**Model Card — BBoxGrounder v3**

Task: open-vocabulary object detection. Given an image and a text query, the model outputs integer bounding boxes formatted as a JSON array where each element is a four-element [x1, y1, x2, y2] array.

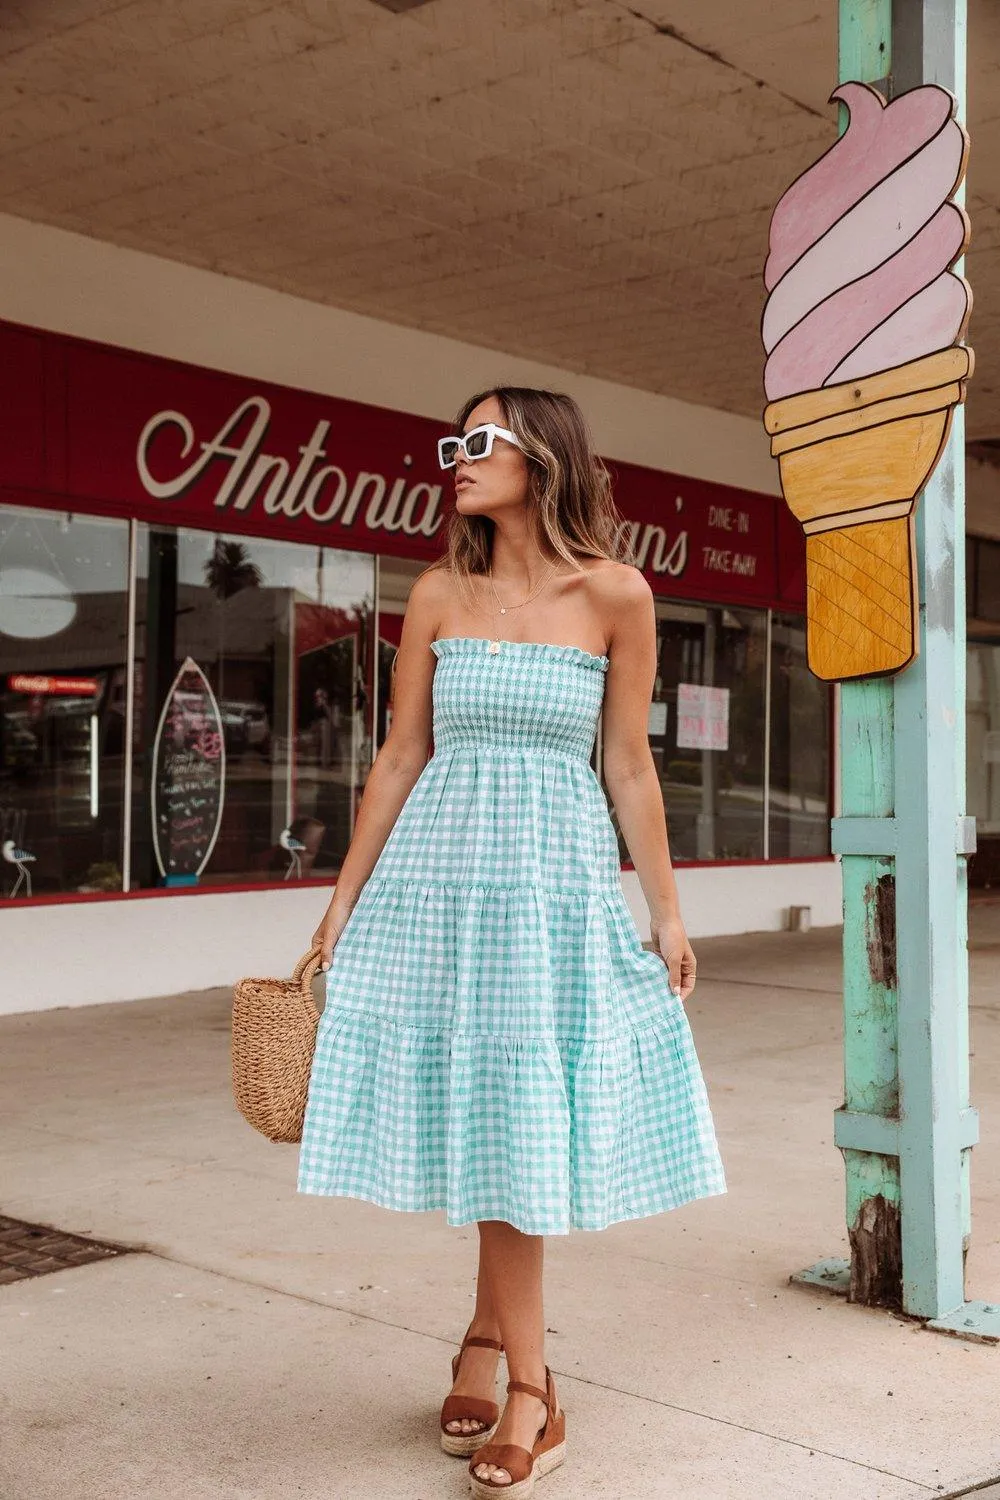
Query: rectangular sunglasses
[[437, 422, 523, 470]]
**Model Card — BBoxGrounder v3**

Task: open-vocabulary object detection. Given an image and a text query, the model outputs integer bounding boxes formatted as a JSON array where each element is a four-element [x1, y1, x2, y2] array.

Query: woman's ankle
[[466, 1317, 502, 1341]]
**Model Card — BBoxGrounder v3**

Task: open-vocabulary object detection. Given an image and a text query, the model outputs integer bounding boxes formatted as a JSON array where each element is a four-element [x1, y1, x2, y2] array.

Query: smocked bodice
[[367, 634, 615, 890], [429, 636, 608, 762]]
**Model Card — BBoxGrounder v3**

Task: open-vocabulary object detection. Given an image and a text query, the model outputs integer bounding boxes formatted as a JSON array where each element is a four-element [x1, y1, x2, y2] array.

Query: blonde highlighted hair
[[425, 387, 634, 608]]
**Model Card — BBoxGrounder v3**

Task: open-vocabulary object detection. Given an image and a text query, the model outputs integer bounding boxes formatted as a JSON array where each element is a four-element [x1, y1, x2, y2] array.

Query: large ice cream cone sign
[[761, 82, 973, 683]]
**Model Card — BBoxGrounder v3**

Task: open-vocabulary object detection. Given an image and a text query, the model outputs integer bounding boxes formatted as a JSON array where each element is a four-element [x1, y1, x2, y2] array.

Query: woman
[[298, 387, 727, 1496]]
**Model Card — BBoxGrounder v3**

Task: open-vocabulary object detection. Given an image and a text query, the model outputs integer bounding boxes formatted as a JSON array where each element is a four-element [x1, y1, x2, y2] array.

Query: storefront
[[0, 318, 835, 1003]]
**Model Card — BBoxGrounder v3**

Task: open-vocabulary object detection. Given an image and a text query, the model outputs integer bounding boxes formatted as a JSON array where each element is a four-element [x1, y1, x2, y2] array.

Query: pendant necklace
[[486, 559, 559, 654]]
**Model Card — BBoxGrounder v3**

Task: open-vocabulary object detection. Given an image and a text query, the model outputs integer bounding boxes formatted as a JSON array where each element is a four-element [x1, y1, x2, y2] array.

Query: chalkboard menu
[[151, 657, 225, 882]]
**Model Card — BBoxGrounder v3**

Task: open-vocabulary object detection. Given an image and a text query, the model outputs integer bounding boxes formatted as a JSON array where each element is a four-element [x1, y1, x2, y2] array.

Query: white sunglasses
[[437, 422, 523, 470]]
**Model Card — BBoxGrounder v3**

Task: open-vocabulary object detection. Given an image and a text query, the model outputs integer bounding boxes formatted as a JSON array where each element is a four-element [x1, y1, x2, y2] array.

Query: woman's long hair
[[425, 387, 635, 610]]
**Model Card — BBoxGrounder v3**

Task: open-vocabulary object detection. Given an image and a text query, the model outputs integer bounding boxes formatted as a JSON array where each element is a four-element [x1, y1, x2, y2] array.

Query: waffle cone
[[805, 517, 917, 681]]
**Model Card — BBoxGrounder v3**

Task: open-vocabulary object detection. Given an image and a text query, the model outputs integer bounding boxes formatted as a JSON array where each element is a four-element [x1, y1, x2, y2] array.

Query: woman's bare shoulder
[[407, 562, 453, 612], [583, 559, 652, 611]]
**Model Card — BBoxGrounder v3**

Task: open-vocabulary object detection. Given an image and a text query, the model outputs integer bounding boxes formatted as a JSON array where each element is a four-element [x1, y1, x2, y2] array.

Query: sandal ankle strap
[[463, 1335, 503, 1352], [506, 1376, 548, 1404]]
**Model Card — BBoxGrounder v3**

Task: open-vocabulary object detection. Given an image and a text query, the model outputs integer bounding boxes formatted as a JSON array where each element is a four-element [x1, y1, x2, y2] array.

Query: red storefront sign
[[0, 320, 804, 610], [6, 674, 99, 696]]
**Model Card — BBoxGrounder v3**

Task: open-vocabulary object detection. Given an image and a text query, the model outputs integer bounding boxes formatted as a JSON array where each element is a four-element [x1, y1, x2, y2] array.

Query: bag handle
[[291, 946, 324, 990]]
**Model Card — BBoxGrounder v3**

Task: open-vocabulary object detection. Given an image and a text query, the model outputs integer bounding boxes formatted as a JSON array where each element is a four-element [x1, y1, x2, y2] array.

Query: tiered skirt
[[297, 863, 727, 1235]]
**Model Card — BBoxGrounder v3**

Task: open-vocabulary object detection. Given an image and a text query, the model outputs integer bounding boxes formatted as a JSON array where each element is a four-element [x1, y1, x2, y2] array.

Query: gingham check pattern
[[297, 636, 727, 1234]]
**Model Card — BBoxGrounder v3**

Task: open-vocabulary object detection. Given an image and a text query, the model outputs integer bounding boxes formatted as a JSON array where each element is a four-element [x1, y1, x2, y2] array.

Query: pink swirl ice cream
[[762, 82, 970, 401]]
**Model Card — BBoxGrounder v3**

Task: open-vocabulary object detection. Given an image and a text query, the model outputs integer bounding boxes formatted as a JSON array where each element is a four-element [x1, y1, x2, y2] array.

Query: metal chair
[[2, 830, 36, 898], [279, 826, 307, 881]]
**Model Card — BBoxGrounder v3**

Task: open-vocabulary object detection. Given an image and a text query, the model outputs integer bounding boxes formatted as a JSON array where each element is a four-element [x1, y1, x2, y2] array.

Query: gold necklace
[[486, 559, 560, 654]]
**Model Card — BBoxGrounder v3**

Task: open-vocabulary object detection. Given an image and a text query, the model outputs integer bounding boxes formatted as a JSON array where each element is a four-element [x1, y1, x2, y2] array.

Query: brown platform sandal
[[439, 1327, 505, 1456], [467, 1366, 566, 1498]]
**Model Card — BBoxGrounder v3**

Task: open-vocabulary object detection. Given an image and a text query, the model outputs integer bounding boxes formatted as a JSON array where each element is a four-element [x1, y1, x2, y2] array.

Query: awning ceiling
[[0, 0, 996, 437]]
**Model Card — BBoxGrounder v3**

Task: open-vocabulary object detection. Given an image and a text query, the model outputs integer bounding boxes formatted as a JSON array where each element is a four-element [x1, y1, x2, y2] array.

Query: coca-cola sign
[[0, 321, 804, 609], [7, 674, 99, 697]]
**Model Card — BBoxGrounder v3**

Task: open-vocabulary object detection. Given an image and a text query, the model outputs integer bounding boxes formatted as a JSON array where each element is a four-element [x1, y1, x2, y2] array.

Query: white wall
[[2, 888, 320, 1015], [0, 213, 826, 1014], [623, 864, 842, 941], [0, 864, 843, 1016]]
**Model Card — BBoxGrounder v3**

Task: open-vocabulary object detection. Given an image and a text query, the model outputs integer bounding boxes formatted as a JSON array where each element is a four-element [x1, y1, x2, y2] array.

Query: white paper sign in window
[[676, 683, 730, 752]]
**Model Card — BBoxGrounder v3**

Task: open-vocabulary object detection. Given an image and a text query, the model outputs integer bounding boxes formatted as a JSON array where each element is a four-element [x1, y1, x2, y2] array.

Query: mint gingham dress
[[297, 636, 727, 1234]]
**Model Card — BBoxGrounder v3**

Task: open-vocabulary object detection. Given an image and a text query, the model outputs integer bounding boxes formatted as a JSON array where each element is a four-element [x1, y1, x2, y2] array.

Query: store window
[[620, 602, 769, 862], [0, 507, 130, 897], [769, 614, 832, 858], [0, 505, 832, 897], [375, 555, 423, 749], [0, 510, 376, 897], [130, 527, 375, 888], [968, 640, 1000, 887], [604, 600, 830, 865], [968, 536, 1000, 624]]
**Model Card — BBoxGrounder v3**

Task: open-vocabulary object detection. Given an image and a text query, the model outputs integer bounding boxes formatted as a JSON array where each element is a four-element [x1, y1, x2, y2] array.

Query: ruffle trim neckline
[[431, 636, 609, 671]]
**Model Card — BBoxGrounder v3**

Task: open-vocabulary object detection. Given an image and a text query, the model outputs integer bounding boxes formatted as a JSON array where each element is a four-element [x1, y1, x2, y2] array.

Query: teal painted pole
[[795, 0, 999, 1338], [835, 0, 902, 1310], [891, 0, 973, 1321]]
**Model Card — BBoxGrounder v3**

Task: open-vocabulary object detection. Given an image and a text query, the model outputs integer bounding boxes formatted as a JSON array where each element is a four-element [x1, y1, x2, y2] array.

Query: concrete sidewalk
[[2, 915, 1000, 1500]]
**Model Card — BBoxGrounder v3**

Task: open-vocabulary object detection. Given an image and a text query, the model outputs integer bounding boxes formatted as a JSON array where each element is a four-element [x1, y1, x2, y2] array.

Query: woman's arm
[[311, 567, 444, 969], [599, 567, 697, 1001]]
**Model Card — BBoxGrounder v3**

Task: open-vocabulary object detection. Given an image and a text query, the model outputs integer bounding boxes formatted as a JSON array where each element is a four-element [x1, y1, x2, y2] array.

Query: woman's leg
[[444, 1224, 503, 1437], [472, 1219, 556, 1487]]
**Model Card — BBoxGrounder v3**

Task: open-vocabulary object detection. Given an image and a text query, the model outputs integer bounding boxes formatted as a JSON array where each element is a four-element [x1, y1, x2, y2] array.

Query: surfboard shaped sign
[[151, 657, 226, 881]]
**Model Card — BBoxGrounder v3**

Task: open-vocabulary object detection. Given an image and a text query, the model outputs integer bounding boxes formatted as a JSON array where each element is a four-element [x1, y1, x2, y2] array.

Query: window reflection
[[375, 555, 423, 751], [0, 508, 129, 896], [769, 614, 831, 858], [0, 508, 834, 895], [968, 640, 1000, 888], [131, 527, 375, 888], [605, 602, 830, 865], [610, 603, 768, 862]]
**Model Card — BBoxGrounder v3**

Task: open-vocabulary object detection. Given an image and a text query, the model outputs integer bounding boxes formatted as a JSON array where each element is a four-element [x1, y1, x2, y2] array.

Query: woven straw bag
[[231, 946, 322, 1144]]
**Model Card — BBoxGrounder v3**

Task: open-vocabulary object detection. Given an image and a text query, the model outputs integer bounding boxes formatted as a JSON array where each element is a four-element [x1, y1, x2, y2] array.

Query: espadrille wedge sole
[[440, 1329, 504, 1457], [468, 1368, 566, 1499], [442, 1416, 501, 1459], [469, 1435, 567, 1499]]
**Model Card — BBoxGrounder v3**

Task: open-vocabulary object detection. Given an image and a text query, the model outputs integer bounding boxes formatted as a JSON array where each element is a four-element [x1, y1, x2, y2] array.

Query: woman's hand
[[651, 915, 697, 1001], [312, 898, 354, 972]]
